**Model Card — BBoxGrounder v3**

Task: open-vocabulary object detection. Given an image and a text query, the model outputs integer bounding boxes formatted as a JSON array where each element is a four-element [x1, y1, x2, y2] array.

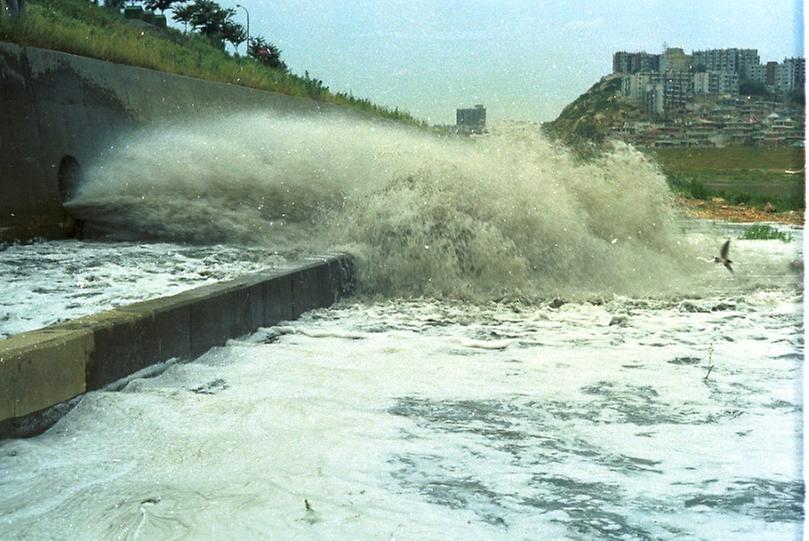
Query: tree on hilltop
[[248, 36, 287, 71], [189, 0, 231, 39], [222, 19, 247, 51], [144, 0, 180, 14], [171, 2, 193, 31], [172, 0, 238, 46], [104, 0, 125, 12]]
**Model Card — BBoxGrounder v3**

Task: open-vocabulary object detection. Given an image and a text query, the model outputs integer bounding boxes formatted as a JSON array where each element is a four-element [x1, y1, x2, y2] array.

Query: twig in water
[[703, 344, 715, 381]]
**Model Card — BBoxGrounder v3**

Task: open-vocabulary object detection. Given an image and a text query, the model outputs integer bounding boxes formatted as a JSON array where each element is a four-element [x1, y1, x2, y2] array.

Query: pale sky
[[203, 1, 804, 124]]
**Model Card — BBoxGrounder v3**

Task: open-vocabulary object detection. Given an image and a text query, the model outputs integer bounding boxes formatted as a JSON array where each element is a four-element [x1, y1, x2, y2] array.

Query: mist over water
[[72, 113, 702, 299]]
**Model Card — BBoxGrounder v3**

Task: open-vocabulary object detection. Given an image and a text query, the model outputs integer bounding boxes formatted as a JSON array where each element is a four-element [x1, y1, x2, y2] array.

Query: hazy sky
[[208, 1, 804, 124]]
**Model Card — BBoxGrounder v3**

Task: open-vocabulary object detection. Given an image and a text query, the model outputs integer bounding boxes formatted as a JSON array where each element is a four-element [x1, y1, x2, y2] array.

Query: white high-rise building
[[623, 73, 661, 100], [746, 64, 767, 84], [693, 71, 740, 95], [692, 48, 760, 79]]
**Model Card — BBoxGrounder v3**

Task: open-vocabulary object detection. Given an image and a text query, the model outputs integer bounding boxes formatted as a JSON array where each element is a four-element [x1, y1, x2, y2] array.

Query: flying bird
[[698, 239, 733, 273]]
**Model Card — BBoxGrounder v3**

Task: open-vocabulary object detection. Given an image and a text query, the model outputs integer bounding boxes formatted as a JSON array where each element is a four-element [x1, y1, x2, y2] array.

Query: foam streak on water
[[0, 231, 802, 540]]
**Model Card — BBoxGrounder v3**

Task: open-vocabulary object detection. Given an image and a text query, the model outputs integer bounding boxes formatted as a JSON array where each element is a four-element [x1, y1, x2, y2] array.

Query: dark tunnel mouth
[[57, 155, 81, 205]]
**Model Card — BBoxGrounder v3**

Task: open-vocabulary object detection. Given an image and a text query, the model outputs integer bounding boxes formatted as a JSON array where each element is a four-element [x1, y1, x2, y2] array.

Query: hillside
[[543, 75, 805, 216], [543, 75, 644, 145], [0, 0, 422, 125]]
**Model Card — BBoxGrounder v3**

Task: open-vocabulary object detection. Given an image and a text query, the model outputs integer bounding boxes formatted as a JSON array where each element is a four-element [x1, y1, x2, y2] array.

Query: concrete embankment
[[0, 254, 354, 438], [0, 41, 372, 242]]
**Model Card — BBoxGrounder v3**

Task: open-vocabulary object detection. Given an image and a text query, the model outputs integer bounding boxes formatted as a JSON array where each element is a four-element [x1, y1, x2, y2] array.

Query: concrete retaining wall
[[0, 42, 370, 242], [0, 254, 354, 438]]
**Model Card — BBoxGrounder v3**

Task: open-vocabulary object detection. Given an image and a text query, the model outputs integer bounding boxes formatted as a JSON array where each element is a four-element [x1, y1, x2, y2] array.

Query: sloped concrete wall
[[0, 42, 361, 242], [0, 254, 354, 438]]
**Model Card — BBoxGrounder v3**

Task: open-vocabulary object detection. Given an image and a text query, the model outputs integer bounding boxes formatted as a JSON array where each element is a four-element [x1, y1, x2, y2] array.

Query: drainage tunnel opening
[[58, 155, 81, 204]]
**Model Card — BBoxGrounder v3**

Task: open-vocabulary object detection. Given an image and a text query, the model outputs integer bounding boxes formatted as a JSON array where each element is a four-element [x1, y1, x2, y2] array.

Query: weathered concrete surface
[[0, 254, 354, 438], [0, 42, 372, 242], [0, 327, 92, 420]]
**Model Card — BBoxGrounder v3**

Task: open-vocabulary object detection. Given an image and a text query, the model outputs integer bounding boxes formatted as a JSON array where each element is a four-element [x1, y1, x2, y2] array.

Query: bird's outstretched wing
[[720, 240, 730, 259], [724, 261, 734, 274]]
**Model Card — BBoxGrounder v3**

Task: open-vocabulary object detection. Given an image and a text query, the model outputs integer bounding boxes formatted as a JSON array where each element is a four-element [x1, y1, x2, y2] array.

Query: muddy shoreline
[[677, 197, 804, 225]]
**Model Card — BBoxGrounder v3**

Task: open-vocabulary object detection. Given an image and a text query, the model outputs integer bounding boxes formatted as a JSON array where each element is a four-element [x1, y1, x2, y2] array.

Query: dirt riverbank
[[677, 197, 804, 225]]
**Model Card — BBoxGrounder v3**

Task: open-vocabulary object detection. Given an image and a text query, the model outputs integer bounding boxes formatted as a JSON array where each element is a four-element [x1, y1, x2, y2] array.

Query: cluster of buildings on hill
[[609, 47, 805, 147], [614, 47, 804, 112]]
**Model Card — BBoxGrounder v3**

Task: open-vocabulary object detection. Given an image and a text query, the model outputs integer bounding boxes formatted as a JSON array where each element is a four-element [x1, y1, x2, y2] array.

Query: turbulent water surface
[[0, 241, 284, 338], [0, 221, 802, 540], [0, 117, 803, 539]]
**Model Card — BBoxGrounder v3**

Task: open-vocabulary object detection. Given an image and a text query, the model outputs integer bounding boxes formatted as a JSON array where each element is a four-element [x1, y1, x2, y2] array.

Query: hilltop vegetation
[[0, 0, 424, 125], [544, 76, 805, 215], [542, 75, 644, 145]]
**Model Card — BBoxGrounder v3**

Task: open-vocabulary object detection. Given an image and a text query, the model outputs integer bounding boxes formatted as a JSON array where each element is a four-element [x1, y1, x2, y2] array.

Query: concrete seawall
[[0, 42, 374, 242], [0, 254, 354, 438]]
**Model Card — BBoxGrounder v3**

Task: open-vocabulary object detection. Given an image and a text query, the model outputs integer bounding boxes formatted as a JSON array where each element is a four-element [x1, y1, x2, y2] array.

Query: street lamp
[[235, 4, 249, 55]]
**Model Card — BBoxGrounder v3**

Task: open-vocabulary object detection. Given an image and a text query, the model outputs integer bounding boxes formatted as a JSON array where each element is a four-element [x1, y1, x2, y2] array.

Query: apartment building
[[746, 63, 767, 84], [456, 104, 487, 134], [612, 51, 661, 74], [692, 48, 760, 78], [662, 70, 694, 111], [622, 72, 661, 100], [644, 83, 664, 116], [773, 58, 806, 91], [694, 71, 739, 95]]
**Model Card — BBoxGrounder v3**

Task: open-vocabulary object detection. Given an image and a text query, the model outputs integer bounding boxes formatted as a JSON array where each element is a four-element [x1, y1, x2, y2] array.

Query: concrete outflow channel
[[0, 255, 355, 438], [0, 43, 374, 438]]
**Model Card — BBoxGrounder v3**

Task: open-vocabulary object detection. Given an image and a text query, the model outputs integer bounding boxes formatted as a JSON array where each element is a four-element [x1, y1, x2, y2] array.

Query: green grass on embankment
[[653, 147, 806, 211], [738, 224, 793, 242], [0, 0, 424, 125]]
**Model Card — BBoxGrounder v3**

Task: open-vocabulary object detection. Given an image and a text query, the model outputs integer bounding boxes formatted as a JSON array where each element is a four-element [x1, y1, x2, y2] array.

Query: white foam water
[[0, 224, 802, 540], [0, 241, 283, 338], [3, 112, 802, 539]]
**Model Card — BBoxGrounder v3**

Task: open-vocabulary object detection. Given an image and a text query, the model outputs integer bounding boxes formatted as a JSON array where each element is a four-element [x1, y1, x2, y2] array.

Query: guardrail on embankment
[[0, 254, 354, 438]]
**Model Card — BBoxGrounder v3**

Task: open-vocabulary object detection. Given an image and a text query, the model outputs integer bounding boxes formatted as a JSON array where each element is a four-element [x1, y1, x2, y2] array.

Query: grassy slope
[[654, 147, 804, 172], [654, 147, 805, 210], [542, 76, 643, 145], [0, 0, 423, 125]]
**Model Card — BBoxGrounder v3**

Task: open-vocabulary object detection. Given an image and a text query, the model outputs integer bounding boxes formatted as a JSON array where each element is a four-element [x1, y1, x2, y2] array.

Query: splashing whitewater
[[69, 113, 700, 299]]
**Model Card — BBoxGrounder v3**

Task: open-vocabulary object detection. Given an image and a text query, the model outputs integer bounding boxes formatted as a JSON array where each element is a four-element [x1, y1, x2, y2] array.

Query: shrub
[[739, 224, 793, 242]]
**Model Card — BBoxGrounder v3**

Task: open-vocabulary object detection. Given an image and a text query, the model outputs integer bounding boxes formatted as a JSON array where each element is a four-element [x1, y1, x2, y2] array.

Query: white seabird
[[698, 239, 734, 273]]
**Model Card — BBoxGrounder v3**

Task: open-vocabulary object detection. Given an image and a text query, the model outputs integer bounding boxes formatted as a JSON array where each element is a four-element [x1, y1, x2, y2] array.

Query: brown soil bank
[[677, 196, 804, 225]]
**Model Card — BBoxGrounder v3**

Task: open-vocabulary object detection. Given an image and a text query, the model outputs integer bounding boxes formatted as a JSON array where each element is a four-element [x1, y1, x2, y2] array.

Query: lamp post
[[235, 4, 249, 55]]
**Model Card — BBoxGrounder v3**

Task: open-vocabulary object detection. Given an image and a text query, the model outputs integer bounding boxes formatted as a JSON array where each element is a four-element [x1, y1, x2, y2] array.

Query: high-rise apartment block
[[692, 48, 760, 78], [694, 71, 739, 95], [662, 70, 694, 111], [613, 45, 804, 116], [772, 57, 807, 91], [612, 51, 661, 74], [456, 104, 486, 133]]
